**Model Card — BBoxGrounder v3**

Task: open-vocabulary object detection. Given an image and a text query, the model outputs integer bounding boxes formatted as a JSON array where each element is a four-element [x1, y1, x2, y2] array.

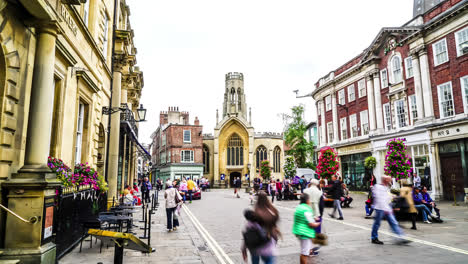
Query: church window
[[227, 134, 243, 166], [203, 145, 210, 173], [256, 146, 267, 169], [273, 146, 281, 173]]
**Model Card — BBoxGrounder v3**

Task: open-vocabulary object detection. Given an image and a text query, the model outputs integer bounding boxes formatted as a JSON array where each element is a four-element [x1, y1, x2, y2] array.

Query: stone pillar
[[107, 70, 122, 205], [3, 23, 61, 264], [419, 49, 434, 119], [430, 143, 443, 200], [366, 73, 376, 131], [411, 52, 425, 120], [372, 72, 384, 131], [121, 134, 127, 192], [320, 99, 326, 145], [331, 93, 338, 144], [121, 87, 127, 105]]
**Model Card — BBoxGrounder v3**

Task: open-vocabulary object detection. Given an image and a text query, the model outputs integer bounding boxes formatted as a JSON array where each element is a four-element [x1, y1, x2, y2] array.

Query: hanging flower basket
[[383, 138, 412, 180]]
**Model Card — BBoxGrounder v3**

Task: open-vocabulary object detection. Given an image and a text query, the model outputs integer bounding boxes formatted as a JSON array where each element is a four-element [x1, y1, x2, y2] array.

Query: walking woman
[[164, 181, 183, 232], [269, 180, 277, 203], [293, 193, 320, 264], [242, 191, 281, 264]]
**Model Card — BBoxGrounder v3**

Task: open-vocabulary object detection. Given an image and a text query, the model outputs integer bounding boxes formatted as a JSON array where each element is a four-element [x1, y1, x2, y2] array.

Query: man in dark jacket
[[328, 175, 344, 220]]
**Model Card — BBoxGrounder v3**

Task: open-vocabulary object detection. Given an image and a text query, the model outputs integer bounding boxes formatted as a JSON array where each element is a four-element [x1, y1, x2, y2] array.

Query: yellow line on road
[[273, 203, 468, 256], [182, 205, 235, 264]]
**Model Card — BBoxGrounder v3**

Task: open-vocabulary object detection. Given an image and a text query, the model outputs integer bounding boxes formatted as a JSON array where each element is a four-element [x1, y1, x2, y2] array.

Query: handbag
[[242, 223, 269, 251], [174, 188, 181, 204]]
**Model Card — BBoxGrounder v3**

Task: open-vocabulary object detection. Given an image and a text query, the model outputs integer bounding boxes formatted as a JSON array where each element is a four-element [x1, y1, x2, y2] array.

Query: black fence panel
[[54, 186, 107, 260]]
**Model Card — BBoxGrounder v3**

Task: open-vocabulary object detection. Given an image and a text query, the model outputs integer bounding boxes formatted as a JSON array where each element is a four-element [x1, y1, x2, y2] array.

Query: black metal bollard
[[139, 203, 146, 223], [114, 238, 124, 264], [147, 209, 152, 247], [140, 206, 148, 239]]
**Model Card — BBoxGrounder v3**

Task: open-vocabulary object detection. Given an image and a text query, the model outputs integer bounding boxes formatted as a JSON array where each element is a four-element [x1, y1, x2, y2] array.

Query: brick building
[[151, 107, 204, 183], [312, 0, 467, 200]]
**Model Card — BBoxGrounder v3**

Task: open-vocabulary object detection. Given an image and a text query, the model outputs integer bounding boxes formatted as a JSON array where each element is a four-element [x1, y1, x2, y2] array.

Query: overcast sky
[[129, 0, 413, 144]]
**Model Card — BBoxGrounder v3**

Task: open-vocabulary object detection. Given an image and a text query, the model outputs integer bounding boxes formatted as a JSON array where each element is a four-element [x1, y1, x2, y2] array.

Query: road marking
[[182, 205, 235, 264], [273, 203, 468, 256]]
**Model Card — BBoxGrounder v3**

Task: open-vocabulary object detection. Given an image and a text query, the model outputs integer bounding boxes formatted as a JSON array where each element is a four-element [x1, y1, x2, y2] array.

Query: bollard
[[452, 185, 459, 206], [140, 206, 149, 239], [139, 203, 146, 223], [147, 209, 152, 248]]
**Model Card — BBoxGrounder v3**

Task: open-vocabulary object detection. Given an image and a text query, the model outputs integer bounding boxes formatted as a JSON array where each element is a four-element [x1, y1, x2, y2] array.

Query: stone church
[[202, 72, 285, 187]]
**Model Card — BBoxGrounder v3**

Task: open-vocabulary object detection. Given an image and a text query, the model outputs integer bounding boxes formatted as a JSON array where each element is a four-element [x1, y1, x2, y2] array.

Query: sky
[[129, 0, 413, 144]]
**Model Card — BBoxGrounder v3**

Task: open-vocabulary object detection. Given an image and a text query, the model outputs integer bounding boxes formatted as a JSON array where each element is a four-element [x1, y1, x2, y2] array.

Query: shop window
[[347, 84, 355, 102], [350, 114, 358, 138], [358, 79, 366, 98], [340, 117, 347, 140], [410, 144, 431, 190], [432, 38, 449, 66], [380, 69, 388, 88], [405, 57, 413, 78], [461, 76, 468, 114], [383, 103, 392, 131], [455, 26, 468, 57], [256, 145, 267, 169], [437, 82, 454, 118], [360, 110, 369, 135], [327, 122, 334, 143], [395, 99, 407, 128]]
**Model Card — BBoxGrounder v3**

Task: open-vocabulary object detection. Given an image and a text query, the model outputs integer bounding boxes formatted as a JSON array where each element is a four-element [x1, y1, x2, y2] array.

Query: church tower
[[222, 72, 247, 120]]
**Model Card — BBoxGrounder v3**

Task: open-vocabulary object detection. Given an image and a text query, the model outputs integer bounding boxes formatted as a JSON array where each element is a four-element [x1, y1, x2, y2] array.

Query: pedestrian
[[179, 178, 188, 202], [300, 176, 307, 193], [371, 176, 411, 245], [164, 181, 182, 232], [413, 173, 421, 188], [241, 191, 281, 264], [275, 179, 282, 201], [187, 177, 196, 203], [268, 179, 276, 203], [340, 183, 353, 208], [293, 193, 321, 264], [141, 177, 152, 204], [303, 179, 323, 254], [398, 180, 418, 230], [328, 175, 344, 220], [364, 187, 374, 218]]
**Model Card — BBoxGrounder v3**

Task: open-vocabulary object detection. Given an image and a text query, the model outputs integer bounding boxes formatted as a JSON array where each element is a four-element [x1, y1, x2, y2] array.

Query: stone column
[[331, 92, 338, 144], [320, 99, 326, 145], [121, 87, 127, 105], [430, 143, 443, 200], [419, 49, 434, 119], [372, 72, 384, 131], [411, 51, 425, 120], [366, 73, 376, 131], [121, 134, 127, 192], [107, 70, 122, 205]]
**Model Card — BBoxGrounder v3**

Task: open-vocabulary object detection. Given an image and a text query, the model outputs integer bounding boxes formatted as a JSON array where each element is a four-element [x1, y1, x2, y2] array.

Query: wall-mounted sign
[[220, 174, 225, 180], [44, 206, 54, 239]]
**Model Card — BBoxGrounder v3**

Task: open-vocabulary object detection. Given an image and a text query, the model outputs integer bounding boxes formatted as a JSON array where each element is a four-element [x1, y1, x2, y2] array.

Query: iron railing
[[120, 103, 138, 136]]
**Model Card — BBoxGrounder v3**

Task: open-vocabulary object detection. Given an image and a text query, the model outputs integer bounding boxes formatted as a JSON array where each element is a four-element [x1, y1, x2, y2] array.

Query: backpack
[[242, 223, 269, 251]]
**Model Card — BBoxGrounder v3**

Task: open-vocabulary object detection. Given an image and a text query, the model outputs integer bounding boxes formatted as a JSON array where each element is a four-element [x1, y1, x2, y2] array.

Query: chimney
[[194, 117, 200, 126]]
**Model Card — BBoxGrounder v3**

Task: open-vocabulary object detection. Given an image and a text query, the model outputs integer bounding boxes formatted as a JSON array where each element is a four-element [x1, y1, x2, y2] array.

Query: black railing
[[120, 103, 138, 136], [54, 185, 107, 260]]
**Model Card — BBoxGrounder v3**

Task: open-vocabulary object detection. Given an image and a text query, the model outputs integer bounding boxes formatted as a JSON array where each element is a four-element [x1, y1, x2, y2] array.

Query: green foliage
[[316, 147, 339, 180], [283, 156, 296, 178], [364, 156, 377, 169], [283, 105, 315, 167], [260, 160, 271, 180], [305, 161, 316, 170]]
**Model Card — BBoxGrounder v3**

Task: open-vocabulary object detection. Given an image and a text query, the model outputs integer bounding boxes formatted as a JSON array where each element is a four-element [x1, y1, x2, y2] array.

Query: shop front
[[337, 142, 372, 191]]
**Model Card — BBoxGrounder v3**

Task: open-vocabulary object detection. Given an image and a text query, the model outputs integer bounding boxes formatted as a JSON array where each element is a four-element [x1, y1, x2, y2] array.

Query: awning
[[122, 121, 151, 158]]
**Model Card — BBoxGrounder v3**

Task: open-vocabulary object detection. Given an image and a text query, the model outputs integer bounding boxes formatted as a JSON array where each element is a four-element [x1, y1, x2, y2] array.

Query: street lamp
[[136, 104, 147, 122]]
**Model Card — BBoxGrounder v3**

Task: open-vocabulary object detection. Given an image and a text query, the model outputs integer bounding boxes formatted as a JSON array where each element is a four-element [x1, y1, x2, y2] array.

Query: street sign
[[220, 174, 225, 180]]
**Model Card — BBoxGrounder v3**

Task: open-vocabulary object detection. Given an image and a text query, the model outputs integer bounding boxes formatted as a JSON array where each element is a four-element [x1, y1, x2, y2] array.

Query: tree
[[283, 105, 315, 168], [283, 156, 296, 178], [384, 138, 412, 180], [260, 160, 272, 180], [316, 147, 340, 180]]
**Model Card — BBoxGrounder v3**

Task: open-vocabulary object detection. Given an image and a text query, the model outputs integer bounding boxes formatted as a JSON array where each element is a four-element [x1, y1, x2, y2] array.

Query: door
[[440, 155, 464, 200], [230, 171, 241, 187]]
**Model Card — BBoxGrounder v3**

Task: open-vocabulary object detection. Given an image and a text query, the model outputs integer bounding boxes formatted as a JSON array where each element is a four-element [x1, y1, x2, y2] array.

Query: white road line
[[273, 203, 468, 256], [182, 205, 235, 264]]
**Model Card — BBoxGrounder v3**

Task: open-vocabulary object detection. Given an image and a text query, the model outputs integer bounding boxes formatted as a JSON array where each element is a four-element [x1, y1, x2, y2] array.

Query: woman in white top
[[269, 180, 277, 203], [164, 181, 183, 232]]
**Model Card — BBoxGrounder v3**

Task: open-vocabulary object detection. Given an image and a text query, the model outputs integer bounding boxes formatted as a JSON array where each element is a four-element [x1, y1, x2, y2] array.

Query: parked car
[[178, 187, 202, 200]]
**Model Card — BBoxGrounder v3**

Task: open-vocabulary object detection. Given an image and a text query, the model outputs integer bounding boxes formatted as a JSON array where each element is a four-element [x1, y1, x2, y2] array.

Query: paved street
[[61, 189, 468, 264]]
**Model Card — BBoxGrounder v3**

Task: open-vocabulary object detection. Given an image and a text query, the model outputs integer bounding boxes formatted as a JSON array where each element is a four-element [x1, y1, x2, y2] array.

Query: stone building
[[151, 107, 204, 183], [0, 0, 144, 262], [312, 0, 467, 200], [203, 72, 285, 187]]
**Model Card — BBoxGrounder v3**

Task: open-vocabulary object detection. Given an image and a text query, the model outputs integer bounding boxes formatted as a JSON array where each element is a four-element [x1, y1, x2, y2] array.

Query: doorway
[[440, 154, 464, 200], [229, 171, 241, 187]]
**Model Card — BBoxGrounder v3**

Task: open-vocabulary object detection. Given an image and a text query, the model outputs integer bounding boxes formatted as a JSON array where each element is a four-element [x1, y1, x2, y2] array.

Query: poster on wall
[[44, 206, 54, 239], [220, 174, 225, 180]]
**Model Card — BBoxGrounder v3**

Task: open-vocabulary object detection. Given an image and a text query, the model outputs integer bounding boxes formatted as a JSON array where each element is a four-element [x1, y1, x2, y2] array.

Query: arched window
[[391, 55, 402, 84], [230, 88, 236, 102], [237, 88, 242, 110], [256, 146, 267, 169], [273, 146, 281, 173], [227, 134, 243, 166], [203, 145, 210, 173]]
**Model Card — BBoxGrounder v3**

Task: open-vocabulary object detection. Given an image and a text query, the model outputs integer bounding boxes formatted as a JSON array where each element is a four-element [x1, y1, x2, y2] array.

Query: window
[[432, 39, 448, 66], [360, 110, 369, 135], [103, 14, 109, 59], [167, 151, 171, 163], [437, 82, 454, 118], [228, 134, 243, 166], [347, 84, 355, 102], [162, 133, 166, 146], [181, 150, 194, 163], [358, 79, 366, 98], [273, 146, 281, 173], [83, 1, 90, 26], [350, 114, 358, 138], [455, 26, 468, 56], [327, 122, 333, 143], [256, 145, 267, 169], [380, 69, 388, 88], [325, 95, 331, 111], [461, 76, 468, 114], [203, 146, 210, 173], [391, 55, 402, 84], [395, 99, 407, 128], [183, 130, 191, 143], [409, 95, 417, 123], [383, 103, 392, 131], [340, 117, 347, 140], [75, 102, 85, 164], [338, 89, 345, 105], [405, 57, 413, 78]]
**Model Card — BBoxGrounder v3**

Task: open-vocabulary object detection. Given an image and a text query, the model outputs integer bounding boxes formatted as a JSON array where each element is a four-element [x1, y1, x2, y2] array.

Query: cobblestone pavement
[[60, 189, 468, 264]]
